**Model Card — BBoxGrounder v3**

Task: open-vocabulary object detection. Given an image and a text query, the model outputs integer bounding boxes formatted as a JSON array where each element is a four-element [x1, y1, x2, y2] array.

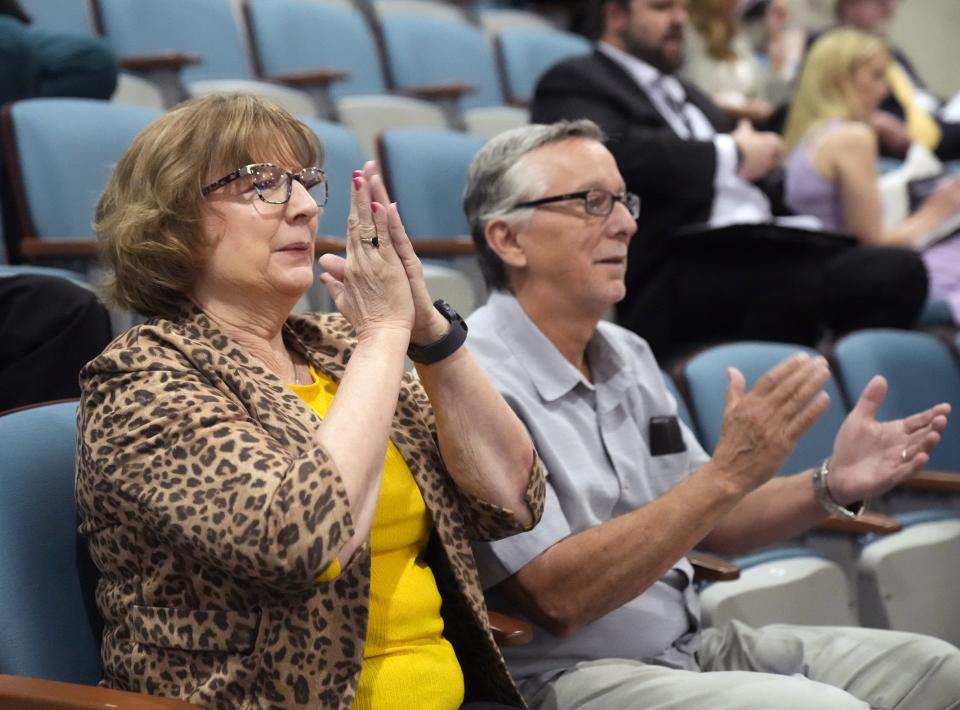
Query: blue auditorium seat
[[494, 27, 590, 105]]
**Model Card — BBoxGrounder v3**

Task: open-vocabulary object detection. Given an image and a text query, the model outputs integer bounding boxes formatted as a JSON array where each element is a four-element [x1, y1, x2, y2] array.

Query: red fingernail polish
[[353, 176, 361, 191], [371, 202, 379, 213], [352, 170, 361, 178]]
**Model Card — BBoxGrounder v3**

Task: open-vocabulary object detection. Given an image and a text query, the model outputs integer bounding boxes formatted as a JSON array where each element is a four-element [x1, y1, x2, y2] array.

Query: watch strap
[[407, 299, 468, 365]]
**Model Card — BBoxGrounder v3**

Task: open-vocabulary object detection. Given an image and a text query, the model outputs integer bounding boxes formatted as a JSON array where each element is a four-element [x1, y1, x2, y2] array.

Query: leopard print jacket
[[76, 307, 545, 709]]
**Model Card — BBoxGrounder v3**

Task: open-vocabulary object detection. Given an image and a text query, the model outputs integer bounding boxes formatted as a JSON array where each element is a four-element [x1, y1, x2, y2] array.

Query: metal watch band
[[407, 299, 468, 365], [812, 458, 865, 519]]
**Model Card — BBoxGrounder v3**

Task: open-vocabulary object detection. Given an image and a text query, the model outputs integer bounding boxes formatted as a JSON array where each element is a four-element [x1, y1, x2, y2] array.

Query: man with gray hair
[[462, 119, 960, 710]]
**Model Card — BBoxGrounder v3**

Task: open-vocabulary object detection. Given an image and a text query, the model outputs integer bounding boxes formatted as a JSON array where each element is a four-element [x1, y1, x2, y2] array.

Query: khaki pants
[[523, 621, 960, 710]]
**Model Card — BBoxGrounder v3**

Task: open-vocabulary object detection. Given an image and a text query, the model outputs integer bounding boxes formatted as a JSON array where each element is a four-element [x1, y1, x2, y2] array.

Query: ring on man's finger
[[359, 236, 380, 247], [900, 447, 909, 463]]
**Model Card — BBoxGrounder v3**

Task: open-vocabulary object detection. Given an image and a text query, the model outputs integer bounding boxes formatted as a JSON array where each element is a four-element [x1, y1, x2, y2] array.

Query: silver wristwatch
[[813, 458, 865, 519]]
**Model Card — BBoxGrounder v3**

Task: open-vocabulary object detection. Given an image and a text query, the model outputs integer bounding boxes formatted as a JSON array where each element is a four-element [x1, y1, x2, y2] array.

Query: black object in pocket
[[649, 415, 685, 456]]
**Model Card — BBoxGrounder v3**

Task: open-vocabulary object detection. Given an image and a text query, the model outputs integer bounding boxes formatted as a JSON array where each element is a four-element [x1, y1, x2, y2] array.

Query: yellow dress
[[289, 365, 465, 710]]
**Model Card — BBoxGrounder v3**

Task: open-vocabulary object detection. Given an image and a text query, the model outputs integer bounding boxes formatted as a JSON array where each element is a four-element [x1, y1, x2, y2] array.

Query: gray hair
[[463, 119, 605, 291]]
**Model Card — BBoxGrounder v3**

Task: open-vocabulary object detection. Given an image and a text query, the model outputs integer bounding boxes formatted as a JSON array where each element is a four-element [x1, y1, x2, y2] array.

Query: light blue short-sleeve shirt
[[466, 292, 711, 685]]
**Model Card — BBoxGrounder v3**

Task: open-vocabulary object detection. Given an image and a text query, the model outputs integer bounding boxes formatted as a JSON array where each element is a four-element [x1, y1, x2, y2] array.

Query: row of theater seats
[[0, 96, 493, 317], [17, 0, 591, 156], [2, 329, 959, 707], [662, 331, 960, 647]]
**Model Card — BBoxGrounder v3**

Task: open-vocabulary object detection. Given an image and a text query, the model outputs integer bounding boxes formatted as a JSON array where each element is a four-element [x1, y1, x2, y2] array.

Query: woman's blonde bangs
[[95, 94, 323, 319]]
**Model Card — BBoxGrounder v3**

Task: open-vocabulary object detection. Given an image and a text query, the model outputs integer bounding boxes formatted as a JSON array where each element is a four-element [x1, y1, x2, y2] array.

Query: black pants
[[0, 274, 112, 411], [617, 226, 928, 363]]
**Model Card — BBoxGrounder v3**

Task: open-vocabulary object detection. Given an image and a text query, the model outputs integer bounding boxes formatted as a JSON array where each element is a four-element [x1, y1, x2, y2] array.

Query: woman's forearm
[[315, 327, 410, 563], [416, 348, 535, 528]]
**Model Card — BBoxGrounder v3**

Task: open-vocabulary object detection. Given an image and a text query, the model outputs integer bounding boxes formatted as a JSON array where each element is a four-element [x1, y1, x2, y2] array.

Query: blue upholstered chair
[[245, 0, 446, 157], [493, 27, 590, 106], [0, 401, 194, 707], [92, 0, 315, 114], [377, 127, 485, 250], [376, 12, 528, 136], [834, 329, 960, 472], [18, 0, 95, 35], [0, 98, 159, 269], [683, 341, 846, 475]]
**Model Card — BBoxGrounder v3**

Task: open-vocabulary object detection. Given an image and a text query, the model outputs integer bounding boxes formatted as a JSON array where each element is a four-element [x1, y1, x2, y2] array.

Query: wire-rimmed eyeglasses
[[511, 188, 640, 219], [201, 163, 328, 206]]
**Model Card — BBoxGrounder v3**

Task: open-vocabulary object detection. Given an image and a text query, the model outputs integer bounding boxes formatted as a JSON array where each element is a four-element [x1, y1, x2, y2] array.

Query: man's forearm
[[701, 471, 827, 555], [505, 463, 748, 637]]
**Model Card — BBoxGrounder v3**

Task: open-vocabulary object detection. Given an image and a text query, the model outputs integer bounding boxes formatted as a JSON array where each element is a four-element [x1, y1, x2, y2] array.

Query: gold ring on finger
[[359, 235, 380, 248]]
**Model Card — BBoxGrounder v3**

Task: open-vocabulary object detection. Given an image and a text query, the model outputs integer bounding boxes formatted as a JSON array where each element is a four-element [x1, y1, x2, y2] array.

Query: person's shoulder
[[821, 120, 877, 158], [538, 49, 605, 84]]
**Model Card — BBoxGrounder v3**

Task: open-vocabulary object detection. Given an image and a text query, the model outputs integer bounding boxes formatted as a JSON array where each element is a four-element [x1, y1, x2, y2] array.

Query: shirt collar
[[485, 292, 631, 407], [597, 41, 662, 90]]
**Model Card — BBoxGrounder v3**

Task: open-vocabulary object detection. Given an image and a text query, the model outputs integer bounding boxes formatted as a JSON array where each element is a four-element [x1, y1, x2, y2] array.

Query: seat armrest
[[118, 52, 199, 107], [487, 610, 533, 647], [411, 238, 476, 256], [315, 237, 346, 254], [688, 551, 740, 582], [19, 237, 98, 258], [0, 674, 194, 709], [399, 82, 476, 102], [899, 470, 960, 493], [816, 511, 903, 535], [267, 69, 350, 88], [119, 52, 202, 72]]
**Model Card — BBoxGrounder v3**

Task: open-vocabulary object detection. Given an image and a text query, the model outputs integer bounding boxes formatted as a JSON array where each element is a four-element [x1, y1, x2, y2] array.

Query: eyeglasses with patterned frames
[[201, 163, 328, 206], [511, 188, 640, 219]]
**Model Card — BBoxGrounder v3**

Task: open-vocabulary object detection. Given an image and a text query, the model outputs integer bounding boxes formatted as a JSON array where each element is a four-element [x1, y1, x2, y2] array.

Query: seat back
[[476, 8, 554, 35], [494, 27, 590, 105], [95, 0, 253, 82], [379, 15, 504, 109], [372, 0, 467, 23], [301, 118, 368, 236], [835, 329, 960, 470], [683, 342, 847, 474], [245, 0, 388, 100], [378, 127, 485, 238], [19, 0, 96, 34], [1, 99, 159, 245], [0, 401, 102, 685]]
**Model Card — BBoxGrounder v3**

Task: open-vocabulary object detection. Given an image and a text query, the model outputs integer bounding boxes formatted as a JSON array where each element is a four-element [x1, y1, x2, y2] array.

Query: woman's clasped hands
[[317, 162, 448, 347]]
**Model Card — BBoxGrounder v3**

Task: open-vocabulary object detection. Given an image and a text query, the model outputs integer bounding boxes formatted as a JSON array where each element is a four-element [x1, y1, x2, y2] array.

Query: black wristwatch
[[407, 299, 468, 365]]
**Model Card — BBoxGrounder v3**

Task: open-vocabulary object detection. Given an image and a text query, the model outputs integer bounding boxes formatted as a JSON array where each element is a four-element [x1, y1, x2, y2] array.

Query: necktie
[[886, 61, 942, 151], [656, 76, 695, 138]]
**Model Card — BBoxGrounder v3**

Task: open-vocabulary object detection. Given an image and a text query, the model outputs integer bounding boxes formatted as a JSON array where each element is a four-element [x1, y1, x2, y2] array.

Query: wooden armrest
[[267, 69, 350, 88], [120, 52, 202, 72], [816, 510, 902, 535], [315, 237, 346, 254], [19, 237, 97, 258], [411, 238, 476, 256], [508, 98, 530, 109], [487, 610, 533, 647], [400, 82, 476, 101], [0, 674, 194, 709], [688, 551, 740, 582], [898, 470, 960, 493]]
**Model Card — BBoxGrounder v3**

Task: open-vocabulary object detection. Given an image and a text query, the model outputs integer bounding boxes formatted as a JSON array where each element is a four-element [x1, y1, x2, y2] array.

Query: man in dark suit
[[530, 0, 928, 362]]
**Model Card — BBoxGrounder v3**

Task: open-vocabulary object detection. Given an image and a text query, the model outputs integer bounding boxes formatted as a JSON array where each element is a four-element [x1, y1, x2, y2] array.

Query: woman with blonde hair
[[682, 0, 798, 123], [77, 93, 544, 709], [783, 28, 960, 320]]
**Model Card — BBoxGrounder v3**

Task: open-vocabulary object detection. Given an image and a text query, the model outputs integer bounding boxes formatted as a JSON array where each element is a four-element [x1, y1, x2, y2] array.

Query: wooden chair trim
[[899, 470, 960, 493], [267, 69, 351, 88], [0, 674, 194, 709], [687, 550, 741, 582], [119, 52, 202, 72], [410, 238, 475, 255], [816, 510, 902, 535], [0, 101, 38, 262], [399, 82, 476, 101], [487, 610, 532, 647], [18, 238, 98, 258]]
